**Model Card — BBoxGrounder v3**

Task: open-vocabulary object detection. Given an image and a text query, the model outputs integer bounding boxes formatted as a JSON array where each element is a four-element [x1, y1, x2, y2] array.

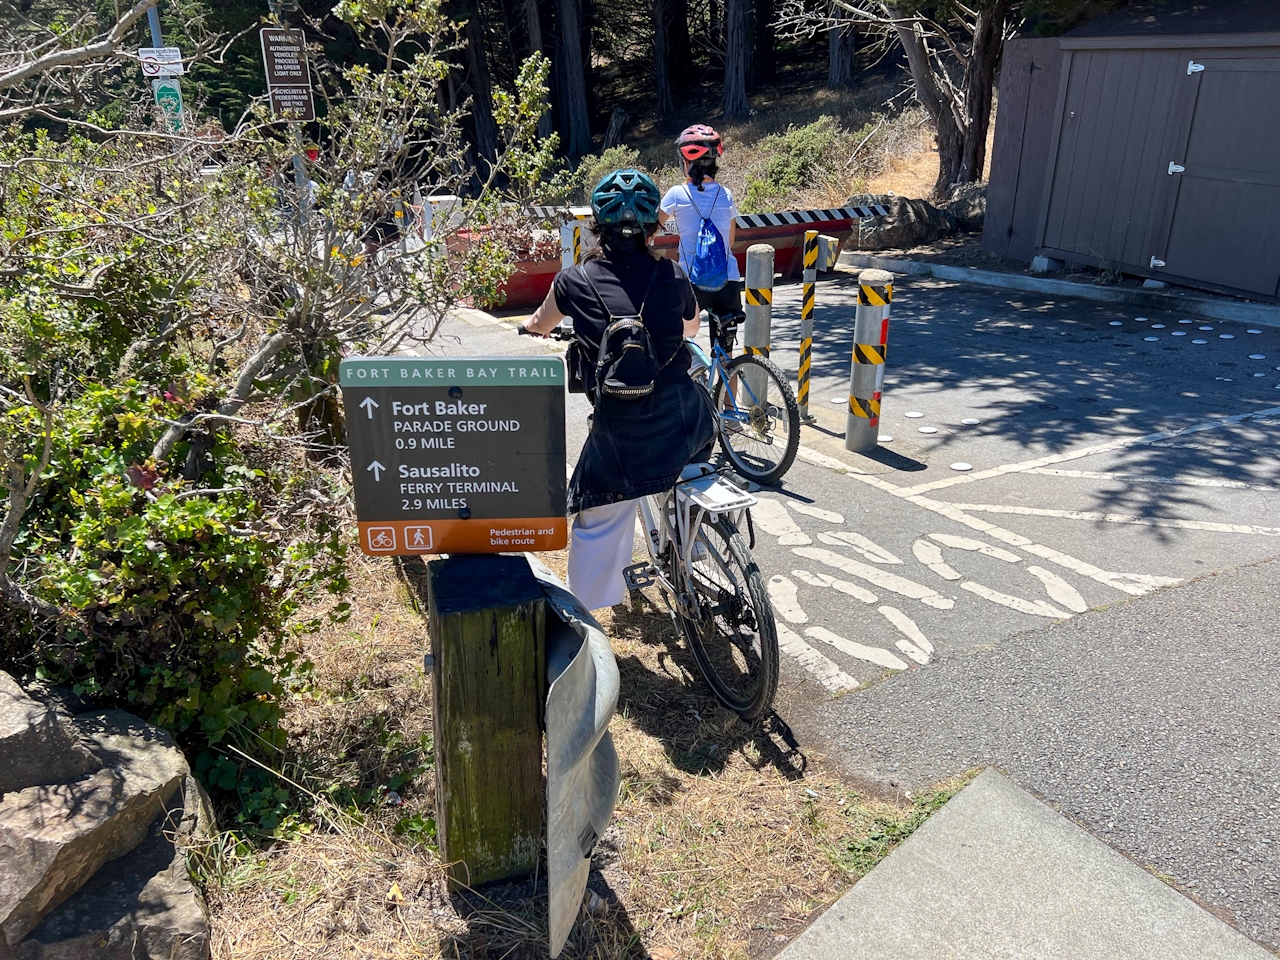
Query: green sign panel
[[152, 78, 183, 133]]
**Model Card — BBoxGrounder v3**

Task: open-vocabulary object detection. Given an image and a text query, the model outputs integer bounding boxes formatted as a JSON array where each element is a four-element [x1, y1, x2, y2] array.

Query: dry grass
[[198, 551, 972, 959]]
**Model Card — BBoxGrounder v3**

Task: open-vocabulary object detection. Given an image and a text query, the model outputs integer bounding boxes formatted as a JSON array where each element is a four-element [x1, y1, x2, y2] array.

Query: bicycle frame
[[686, 337, 777, 442]]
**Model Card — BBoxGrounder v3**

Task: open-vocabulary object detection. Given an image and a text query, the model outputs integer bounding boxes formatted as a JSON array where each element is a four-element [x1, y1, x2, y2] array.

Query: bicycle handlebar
[[517, 322, 576, 342]]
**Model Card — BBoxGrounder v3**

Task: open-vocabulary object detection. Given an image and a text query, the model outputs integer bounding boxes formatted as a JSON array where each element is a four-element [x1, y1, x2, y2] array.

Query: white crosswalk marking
[[787, 501, 845, 524], [817, 531, 903, 564], [1026, 565, 1089, 613], [961, 581, 1072, 619], [912, 539, 962, 580], [878, 605, 934, 656], [751, 498, 811, 545], [930, 533, 1023, 563], [792, 568, 879, 604], [766, 575, 809, 624], [793, 547, 955, 609], [805, 626, 909, 671], [775, 622, 860, 694]]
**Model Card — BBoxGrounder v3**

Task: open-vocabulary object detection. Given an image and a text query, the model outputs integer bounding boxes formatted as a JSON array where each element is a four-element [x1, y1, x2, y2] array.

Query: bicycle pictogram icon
[[367, 527, 397, 551]]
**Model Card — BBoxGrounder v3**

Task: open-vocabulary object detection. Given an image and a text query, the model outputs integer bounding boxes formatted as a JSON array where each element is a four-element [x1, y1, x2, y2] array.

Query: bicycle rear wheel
[[677, 516, 779, 720], [713, 353, 800, 485]]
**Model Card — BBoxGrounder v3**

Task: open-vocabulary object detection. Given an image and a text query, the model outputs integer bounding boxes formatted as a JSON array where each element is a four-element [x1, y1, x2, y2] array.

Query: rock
[[0, 712, 189, 952], [847, 193, 957, 250], [940, 181, 987, 230], [0, 673, 100, 797], [15, 777, 212, 960]]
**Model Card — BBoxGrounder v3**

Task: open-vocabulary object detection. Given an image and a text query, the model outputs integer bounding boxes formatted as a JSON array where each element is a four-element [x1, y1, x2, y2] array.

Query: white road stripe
[[947, 502, 1280, 537], [797, 445, 863, 474], [912, 540, 962, 580], [792, 568, 879, 604], [793, 547, 955, 609], [788, 501, 845, 524], [895, 405, 1280, 497], [929, 533, 1023, 563], [1026, 565, 1088, 613], [805, 626, 909, 670], [752, 498, 812, 545], [1024, 467, 1275, 491], [817, 530, 903, 564], [767, 575, 809, 624], [776, 622, 860, 694], [961, 581, 1072, 619], [878, 605, 934, 656]]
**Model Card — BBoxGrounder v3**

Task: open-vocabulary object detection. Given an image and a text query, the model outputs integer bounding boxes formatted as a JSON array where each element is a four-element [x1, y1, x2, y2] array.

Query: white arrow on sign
[[359, 396, 379, 419], [367, 461, 385, 481]]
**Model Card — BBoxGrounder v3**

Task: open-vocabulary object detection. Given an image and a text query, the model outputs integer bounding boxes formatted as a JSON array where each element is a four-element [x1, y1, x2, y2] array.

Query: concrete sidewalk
[[779, 769, 1275, 960]]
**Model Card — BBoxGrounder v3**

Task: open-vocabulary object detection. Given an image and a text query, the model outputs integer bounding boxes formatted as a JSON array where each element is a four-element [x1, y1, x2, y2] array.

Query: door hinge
[[1150, 256, 1166, 269], [1187, 61, 1205, 75], [1168, 162, 1185, 175]]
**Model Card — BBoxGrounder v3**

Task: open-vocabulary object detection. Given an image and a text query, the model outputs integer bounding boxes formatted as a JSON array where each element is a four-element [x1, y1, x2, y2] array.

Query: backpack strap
[[684, 182, 720, 220], [578, 259, 660, 321]]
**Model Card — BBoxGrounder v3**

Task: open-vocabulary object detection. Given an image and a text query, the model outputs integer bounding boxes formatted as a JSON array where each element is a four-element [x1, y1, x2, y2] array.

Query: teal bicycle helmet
[[590, 169, 661, 230]]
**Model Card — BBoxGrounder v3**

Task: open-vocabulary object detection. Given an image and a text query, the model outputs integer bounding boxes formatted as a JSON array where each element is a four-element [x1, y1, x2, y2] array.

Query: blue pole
[[147, 3, 163, 46]]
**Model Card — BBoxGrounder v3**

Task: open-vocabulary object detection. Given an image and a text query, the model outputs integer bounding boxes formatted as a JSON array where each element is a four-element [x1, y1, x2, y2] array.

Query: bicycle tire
[[713, 353, 801, 485], [677, 516, 779, 720]]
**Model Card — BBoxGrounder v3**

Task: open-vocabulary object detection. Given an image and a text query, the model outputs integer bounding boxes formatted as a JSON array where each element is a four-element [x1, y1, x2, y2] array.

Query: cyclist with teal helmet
[[524, 169, 716, 610]]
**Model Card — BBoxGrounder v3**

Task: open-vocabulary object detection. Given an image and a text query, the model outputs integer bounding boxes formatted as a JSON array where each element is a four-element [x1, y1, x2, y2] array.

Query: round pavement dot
[[1250, 354, 1267, 360], [918, 426, 938, 434], [830, 396, 844, 404], [1144, 336, 1159, 341], [950, 462, 973, 472], [878, 434, 893, 442], [1135, 317, 1148, 322], [961, 418, 980, 425], [1220, 334, 1236, 339], [905, 411, 924, 418], [1199, 325, 1214, 331], [1255, 373, 1266, 378], [1179, 319, 1193, 324], [1248, 329, 1263, 334], [1172, 331, 1187, 336], [1109, 321, 1123, 326], [1151, 323, 1166, 328], [1193, 339, 1208, 344]]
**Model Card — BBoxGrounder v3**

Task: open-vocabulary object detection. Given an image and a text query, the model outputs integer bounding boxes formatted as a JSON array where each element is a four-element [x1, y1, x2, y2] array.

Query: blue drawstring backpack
[[685, 185, 729, 292]]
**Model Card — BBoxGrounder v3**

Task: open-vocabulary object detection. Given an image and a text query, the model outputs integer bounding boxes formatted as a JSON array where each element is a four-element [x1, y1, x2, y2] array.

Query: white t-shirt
[[660, 181, 741, 283]]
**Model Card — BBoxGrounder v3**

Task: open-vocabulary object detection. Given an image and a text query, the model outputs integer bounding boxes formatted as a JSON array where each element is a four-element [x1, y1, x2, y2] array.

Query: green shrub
[[742, 117, 843, 213], [541, 145, 646, 206]]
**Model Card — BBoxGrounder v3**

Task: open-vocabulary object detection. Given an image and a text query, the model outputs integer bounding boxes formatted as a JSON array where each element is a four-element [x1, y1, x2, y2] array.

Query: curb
[[838, 252, 1280, 329]]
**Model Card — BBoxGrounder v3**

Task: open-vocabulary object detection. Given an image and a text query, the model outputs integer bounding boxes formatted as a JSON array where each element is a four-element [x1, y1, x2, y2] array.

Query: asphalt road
[[432, 273, 1280, 952]]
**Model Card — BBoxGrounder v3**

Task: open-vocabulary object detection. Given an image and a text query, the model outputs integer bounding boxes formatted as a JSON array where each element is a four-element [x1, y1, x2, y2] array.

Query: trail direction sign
[[259, 27, 315, 121], [340, 357, 568, 555], [152, 78, 183, 133], [138, 47, 184, 77]]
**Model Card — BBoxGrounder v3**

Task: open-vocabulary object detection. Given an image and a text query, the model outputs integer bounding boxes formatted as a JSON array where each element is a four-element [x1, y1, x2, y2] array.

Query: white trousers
[[567, 499, 640, 611]]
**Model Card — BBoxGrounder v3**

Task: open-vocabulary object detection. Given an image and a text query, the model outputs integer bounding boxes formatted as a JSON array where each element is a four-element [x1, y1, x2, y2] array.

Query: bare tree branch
[[0, 0, 157, 92]]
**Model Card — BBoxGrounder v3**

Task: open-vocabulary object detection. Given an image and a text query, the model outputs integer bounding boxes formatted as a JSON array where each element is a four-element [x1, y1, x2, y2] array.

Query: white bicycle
[[625, 463, 779, 720]]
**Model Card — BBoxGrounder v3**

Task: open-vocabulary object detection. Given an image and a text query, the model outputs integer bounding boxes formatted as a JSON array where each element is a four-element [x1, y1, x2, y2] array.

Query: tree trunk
[[461, 1, 500, 166], [554, 0, 591, 160], [891, 14, 962, 198], [709, 0, 723, 49], [959, 0, 1006, 182], [722, 0, 749, 121], [525, 0, 554, 139], [753, 0, 775, 86], [667, 0, 693, 84], [827, 6, 855, 89], [653, 0, 675, 114]]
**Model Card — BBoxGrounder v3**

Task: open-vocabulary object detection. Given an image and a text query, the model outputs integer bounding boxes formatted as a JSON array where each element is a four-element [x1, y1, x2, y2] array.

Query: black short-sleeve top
[[553, 247, 697, 376]]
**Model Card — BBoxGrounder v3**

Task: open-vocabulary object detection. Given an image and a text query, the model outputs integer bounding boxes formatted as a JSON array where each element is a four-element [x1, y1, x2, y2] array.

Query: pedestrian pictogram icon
[[366, 527, 397, 552], [405, 526, 433, 551]]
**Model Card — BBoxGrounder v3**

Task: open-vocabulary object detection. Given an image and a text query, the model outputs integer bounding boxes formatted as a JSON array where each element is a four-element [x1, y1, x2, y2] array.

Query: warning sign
[[259, 28, 315, 121], [340, 357, 568, 555]]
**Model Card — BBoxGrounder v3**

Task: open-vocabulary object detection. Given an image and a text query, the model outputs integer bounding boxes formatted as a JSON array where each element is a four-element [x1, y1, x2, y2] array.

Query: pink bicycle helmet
[[676, 124, 724, 162]]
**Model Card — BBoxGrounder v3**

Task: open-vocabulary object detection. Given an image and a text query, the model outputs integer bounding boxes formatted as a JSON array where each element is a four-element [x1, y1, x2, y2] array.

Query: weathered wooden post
[[427, 554, 547, 888]]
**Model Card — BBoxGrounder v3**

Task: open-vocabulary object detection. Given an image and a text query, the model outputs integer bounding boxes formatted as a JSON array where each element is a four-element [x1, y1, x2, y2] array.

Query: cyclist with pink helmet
[[657, 124, 743, 352]]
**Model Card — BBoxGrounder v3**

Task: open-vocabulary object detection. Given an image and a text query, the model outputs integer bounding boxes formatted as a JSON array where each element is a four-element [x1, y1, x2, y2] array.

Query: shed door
[[1153, 58, 1280, 297]]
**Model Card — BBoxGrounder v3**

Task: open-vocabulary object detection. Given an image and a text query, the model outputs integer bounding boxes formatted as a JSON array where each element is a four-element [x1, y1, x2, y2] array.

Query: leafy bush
[[742, 117, 843, 212], [541, 146, 646, 206]]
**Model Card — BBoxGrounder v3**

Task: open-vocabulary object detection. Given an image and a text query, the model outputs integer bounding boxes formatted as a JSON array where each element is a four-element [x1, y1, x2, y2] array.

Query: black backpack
[[579, 262, 679, 402]]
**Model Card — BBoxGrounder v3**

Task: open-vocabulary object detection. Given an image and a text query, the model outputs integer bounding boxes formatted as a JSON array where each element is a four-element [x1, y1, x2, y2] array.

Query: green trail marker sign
[[339, 356, 568, 556], [151, 78, 183, 133]]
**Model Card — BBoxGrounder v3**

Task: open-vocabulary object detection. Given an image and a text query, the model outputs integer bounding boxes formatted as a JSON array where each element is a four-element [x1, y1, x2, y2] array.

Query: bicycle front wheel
[[713, 353, 800, 485], [677, 517, 779, 720]]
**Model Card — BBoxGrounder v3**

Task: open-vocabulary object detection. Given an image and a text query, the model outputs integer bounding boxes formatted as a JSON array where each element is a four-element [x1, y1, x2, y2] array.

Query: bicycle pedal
[[623, 562, 658, 591]]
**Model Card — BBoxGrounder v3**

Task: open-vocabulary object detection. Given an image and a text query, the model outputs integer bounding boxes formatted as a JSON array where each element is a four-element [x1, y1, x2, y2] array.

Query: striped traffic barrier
[[845, 268, 893, 453], [798, 229, 818, 422], [744, 244, 774, 358]]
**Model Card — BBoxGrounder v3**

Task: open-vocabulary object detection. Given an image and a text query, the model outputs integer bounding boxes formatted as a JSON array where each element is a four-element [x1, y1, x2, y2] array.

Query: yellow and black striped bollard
[[742, 244, 775, 404], [798, 229, 818, 422], [845, 268, 893, 453], [559, 222, 583, 269]]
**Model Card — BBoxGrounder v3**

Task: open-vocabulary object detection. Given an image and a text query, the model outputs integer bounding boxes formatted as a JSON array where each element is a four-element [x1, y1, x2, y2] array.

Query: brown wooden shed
[[983, 1, 1280, 301]]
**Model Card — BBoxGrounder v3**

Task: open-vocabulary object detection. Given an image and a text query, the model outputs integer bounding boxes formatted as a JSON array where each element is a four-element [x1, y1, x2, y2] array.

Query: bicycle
[[690, 308, 800, 486], [521, 322, 780, 719]]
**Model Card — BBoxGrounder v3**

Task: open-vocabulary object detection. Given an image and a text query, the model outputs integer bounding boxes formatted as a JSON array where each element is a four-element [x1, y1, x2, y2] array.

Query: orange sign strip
[[357, 518, 568, 556]]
